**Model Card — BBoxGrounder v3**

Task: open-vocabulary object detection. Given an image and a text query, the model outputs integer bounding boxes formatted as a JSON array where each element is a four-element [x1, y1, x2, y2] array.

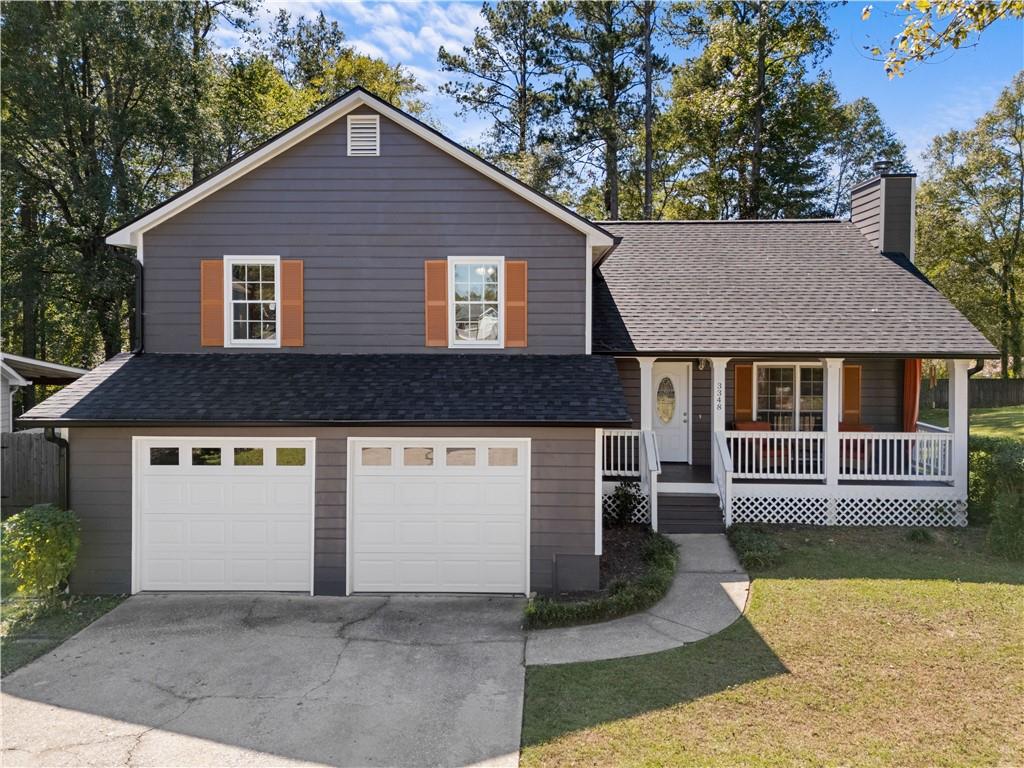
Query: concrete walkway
[[525, 534, 750, 666]]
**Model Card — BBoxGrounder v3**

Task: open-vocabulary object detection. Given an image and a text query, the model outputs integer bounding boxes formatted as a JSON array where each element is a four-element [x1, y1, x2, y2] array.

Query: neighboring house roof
[[105, 87, 614, 254], [0, 353, 87, 385], [17, 353, 630, 427], [592, 220, 998, 358], [1, 361, 30, 388]]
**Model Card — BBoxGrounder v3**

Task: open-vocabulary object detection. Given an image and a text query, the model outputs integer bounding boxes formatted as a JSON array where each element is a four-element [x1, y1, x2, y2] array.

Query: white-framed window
[[753, 363, 826, 431], [224, 255, 280, 347], [448, 256, 504, 348]]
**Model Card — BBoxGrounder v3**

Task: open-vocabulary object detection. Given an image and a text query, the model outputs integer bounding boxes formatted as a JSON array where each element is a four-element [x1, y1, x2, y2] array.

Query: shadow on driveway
[[2, 593, 526, 767]]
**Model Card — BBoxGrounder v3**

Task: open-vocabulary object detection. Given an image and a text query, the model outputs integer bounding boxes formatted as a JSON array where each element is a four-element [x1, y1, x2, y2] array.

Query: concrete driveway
[[1, 593, 526, 767]]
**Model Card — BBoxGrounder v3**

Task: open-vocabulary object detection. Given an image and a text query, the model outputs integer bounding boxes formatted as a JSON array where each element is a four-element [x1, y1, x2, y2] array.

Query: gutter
[[43, 427, 70, 510]]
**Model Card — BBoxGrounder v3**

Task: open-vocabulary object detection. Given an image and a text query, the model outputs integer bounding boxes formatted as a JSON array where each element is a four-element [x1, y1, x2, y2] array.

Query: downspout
[[43, 427, 70, 510], [131, 257, 144, 354], [968, 359, 983, 377]]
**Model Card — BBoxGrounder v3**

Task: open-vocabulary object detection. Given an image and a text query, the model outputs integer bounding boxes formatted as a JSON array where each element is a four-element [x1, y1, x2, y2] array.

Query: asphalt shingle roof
[[593, 220, 997, 357], [18, 353, 630, 427]]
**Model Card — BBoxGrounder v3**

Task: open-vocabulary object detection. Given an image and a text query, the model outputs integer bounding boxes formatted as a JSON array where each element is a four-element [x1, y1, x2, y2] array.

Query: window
[[276, 447, 306, 466], [755, 365, 823, 431], [361, 446, 391, 466], [403, 447, 433, 466], [488, 447, 518, 467], [225, 256, 280, 346], [446, 447, 476, 466], [656, 377, 676, 424], [234, 447, 264, 466], [192, 447, 222, 466], [149, 447, 179, 466], [449, 257, 503, 347]]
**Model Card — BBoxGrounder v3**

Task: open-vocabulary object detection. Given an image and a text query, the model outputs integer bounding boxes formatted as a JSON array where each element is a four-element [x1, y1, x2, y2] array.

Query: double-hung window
[[225, 256, 280, 347], [449, 256, 503, 347], [755, 364, 824, 431]]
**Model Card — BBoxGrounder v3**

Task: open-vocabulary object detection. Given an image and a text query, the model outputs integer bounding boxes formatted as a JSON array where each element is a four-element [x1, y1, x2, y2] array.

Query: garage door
[[134, 438, 314, 592], [350, 439, 529, 594]]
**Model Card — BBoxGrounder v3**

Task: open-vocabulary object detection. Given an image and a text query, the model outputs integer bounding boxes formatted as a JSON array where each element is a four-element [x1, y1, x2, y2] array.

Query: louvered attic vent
[[347, 114, 380, 157]]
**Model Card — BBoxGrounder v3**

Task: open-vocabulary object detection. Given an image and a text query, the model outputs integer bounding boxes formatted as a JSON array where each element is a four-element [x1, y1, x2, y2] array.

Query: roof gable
[[106, 88, 612, 253]]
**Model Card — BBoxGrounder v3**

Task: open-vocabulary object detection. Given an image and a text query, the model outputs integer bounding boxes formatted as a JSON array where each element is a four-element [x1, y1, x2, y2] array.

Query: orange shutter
[[734, 364, 753, 421], [424, 260, 448, 347], [504, 261, 528, 348], [200, 260, 224, 347], [843, 365, 862, 426], [280, 260, 304, 347]]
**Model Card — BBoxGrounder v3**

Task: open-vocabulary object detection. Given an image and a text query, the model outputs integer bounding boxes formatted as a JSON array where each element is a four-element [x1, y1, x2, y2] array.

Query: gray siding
[[881, 176, 914, 258], [143, 108, 587, 354], [725, 358, 903, 430], [67, 426, 595, 596], [851, 178, 882, 252], [616, 358, 640, 428]]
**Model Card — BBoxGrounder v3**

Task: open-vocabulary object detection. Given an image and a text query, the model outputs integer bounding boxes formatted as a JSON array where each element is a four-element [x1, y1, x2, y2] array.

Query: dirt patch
[[600, 524, 654, 588]]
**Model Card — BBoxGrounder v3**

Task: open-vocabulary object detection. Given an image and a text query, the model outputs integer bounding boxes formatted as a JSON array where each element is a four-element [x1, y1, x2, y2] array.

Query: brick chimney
[[851, 161, 917, 262]]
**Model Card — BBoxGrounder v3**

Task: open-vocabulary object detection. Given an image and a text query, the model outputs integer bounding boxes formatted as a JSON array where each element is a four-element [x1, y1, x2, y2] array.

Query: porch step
[[657, 493, 725, 534]]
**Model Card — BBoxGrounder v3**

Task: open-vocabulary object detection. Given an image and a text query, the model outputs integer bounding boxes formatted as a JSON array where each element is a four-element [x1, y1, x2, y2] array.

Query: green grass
[[1, 595, 125, 676], [521, 527, 1024, 767], [919, 404, 1024, 439], [524, 531, 678, 629]]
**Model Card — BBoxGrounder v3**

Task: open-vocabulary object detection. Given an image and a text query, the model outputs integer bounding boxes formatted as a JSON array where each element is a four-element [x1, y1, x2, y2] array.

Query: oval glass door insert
[[657, 377, 676, 424]]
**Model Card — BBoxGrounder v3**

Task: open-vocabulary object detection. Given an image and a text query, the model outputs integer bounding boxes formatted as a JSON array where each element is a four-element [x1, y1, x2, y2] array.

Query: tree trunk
[[642, 0, 655, 220]]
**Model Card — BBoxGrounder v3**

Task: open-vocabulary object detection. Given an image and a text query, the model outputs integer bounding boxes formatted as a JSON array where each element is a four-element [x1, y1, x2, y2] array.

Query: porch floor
[[659, 463, 712, 483]]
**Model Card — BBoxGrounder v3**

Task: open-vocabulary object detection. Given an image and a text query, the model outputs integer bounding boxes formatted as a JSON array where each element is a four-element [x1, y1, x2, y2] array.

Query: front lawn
[[919, 404, 1024, 439], [521, 527, 1024, 767], [1, 595, 125, 676]]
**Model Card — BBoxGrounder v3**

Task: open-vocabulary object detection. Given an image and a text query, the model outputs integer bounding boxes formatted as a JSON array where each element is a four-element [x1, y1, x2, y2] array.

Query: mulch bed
[[599, 524, 654, 588]]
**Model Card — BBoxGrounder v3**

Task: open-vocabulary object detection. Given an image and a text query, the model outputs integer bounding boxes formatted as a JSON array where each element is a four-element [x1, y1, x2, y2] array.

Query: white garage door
[[134, 438, 314, 592], [350, 439, 530, 594]]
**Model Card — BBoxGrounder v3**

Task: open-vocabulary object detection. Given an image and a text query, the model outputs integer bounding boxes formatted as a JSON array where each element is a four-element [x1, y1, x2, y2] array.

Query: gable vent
[[347, 114, 380, 157]]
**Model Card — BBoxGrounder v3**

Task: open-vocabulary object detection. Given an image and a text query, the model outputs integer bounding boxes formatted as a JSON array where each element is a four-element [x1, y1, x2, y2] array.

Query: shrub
[[968, 437, 1024, 526], [906, 528, 935, 544], [988, 486, 1024, 561], [1, 504, 80, 602], [524, 532, 677, 629], [727, 524, 783, 570], [605, 481, 644, 527]]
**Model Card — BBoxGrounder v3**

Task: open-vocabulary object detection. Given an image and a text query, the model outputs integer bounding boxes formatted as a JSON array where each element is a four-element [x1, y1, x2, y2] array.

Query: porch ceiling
[[592, 220, 997, 359]]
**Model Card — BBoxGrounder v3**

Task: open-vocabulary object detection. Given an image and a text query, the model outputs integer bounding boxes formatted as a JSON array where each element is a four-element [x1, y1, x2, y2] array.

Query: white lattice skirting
[[731, 496, 968, 527], [602, 491, 651, 524]]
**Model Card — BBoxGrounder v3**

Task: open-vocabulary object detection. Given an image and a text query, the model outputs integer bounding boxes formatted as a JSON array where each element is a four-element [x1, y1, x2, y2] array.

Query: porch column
[[948, 359, 970, 497], [710, 357, 730, 481], [638, 357, 655, 431], [822, 358, 844, 523]]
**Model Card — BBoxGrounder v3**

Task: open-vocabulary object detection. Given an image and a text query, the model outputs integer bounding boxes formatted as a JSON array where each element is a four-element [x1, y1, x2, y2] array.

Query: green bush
[[968, 437, 1024, 526], [524, 532, 678, 629], [1, 504, 80, 602], [605, 481, 644, 527], [727, 524, 784, 570], [988, 486, 1024, 561]]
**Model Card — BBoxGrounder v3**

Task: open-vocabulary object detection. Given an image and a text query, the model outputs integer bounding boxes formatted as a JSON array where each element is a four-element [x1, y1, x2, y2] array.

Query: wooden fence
[[1, 431, 64, 518], [921, 379, 1024, 409]]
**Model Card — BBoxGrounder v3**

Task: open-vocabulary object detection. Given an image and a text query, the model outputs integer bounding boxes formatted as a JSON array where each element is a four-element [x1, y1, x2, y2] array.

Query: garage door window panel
[[276, 447, 307, 467], [192, 447, 222, 466], [488, 447, 518, 467], [403, 447, 434, 466], [234, 447, 264, 466], [150, 447, 179, 466], [445, 447, 476, 467], [361, 446, 391, 466]]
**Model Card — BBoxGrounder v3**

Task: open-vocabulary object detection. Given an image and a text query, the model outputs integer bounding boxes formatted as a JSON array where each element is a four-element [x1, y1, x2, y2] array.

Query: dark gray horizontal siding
[[67, 425, 595, 596], [144, 107, 586, 354], [615, 358, 641, 428], [851, 179, 882, 251]]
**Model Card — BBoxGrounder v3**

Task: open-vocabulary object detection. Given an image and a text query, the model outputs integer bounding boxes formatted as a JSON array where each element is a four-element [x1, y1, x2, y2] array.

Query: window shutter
[[200, 260, 224, 347], [424, 260, 448, 347], [280, 260, 304, 347], [504, 261, 528, 348], [843, 365, 862, 426], [734, 364, 753, 422]]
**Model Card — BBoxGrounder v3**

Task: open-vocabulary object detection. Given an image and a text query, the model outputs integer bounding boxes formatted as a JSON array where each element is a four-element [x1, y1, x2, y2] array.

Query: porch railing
[[838, 432, 954, 482], [603, 428, 641, 477], [723, 430, 826, 480]]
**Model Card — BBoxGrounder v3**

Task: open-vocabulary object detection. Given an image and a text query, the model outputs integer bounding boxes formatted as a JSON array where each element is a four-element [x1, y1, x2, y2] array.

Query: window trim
[[752, 362, 833, 431], [447, 255, 505, 349], [223, 255, 281, 348]]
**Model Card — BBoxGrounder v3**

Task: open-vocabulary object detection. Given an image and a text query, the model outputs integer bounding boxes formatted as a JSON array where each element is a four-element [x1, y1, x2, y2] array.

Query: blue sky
[[219, 1, 1024, 172]]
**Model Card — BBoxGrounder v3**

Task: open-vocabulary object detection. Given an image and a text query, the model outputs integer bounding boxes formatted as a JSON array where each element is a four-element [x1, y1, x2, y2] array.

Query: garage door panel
[[136, 439, 313, 592], [351, 439, 529, 594]]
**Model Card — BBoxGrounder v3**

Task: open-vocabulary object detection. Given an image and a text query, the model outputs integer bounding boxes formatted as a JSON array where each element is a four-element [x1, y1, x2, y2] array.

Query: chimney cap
[[872, 159, 893, 173]]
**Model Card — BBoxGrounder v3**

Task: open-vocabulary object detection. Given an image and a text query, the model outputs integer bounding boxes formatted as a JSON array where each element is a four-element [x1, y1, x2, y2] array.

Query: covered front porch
[[601, 357, 971, 529]]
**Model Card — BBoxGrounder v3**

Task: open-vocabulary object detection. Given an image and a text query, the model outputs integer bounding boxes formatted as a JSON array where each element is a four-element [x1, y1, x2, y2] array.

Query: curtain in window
[[902, 358, 921, 432]]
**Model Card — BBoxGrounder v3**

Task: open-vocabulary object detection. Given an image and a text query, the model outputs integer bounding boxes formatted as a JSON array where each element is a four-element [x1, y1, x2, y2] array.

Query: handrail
[[603, 428, 641, 477], [723, 430, 826, 479], [838, 431, 953, 481], [713, 431, 733, 527], [642, 429, 661, 474], [916, 421, 949, 434]]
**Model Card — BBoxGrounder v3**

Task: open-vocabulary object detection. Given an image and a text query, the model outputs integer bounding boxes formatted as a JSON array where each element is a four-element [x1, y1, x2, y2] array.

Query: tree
[[917, 72, 1024, 377], [862, 0, 1024, 78], [438, 1, 562, 187], [633, 0, 670, 219], [822, 97, 911, 218]]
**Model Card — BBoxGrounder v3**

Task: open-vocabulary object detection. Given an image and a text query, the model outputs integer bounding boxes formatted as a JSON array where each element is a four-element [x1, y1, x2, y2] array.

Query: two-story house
[[19, 88, 996, 598]]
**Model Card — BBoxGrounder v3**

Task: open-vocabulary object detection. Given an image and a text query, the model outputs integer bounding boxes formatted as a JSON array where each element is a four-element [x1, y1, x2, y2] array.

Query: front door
[[652, 362, 690, 462]]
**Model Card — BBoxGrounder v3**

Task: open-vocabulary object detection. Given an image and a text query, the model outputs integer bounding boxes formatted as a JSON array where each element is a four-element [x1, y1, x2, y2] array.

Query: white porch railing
[[838, 431, 954, 481], [723, 430, 826, 480], [713, 431, 733, 527], [603, 428, 642, 477]]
